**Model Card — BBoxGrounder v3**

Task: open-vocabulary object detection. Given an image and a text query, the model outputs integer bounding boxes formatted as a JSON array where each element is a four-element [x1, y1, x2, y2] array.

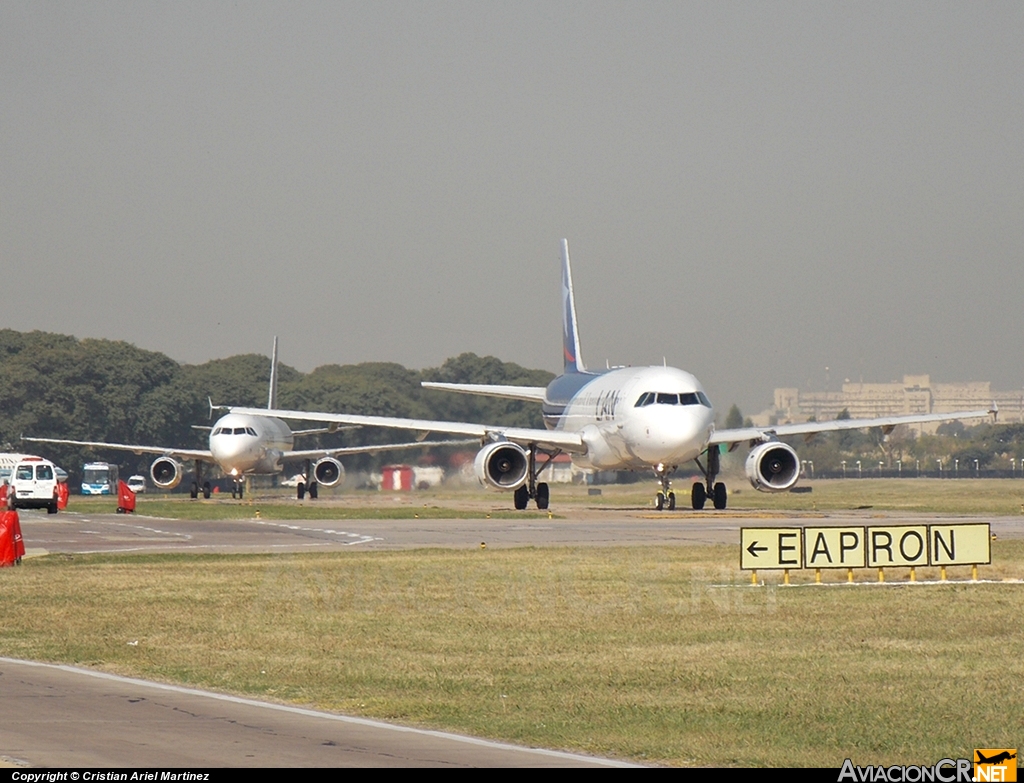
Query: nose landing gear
[[653, 466, 677, 510]]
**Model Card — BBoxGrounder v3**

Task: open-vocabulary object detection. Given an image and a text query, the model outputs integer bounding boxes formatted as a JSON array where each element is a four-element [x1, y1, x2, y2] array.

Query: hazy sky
[[3, 2, 1022, 413]]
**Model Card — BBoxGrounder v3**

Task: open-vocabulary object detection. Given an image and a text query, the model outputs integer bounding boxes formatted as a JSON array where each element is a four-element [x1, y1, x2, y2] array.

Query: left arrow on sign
[[746, 541, 767, 557]]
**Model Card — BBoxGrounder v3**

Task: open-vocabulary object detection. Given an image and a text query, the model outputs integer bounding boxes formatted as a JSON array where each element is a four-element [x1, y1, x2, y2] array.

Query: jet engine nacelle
[[150, 457, 184, 490], [745, 441, 801, 492], [474, 441, 529, 490], [312, 457, 345, 488]]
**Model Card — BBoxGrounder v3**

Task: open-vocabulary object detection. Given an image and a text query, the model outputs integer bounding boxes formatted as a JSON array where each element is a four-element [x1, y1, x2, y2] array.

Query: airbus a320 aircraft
[[227, 241, 993, 511], [25, 339, 464, 500]]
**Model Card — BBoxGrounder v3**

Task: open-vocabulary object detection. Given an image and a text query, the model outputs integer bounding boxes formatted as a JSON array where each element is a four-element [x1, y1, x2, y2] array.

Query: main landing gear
[[513, 446, 556, 510], [692, 446, 727, 510], [189, 461, 212, 499], [297, 459, 318, 500]]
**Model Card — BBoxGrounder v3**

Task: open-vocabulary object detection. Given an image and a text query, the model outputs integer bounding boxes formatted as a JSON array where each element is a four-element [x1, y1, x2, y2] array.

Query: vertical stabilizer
[[560, 239, 585, 374], [267, 336, 279, 410]]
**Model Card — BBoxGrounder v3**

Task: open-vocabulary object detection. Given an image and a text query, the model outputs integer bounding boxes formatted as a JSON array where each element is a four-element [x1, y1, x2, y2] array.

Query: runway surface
[[16, 505, 1024, 556], [7, 504, 1021, 768], [0, 658, 631, 768]]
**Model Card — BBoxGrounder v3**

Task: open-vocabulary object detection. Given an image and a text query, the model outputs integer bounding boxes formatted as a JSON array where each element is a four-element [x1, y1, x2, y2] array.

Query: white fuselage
[[550, 366, 715, 472], [208, 413, 295, 476]]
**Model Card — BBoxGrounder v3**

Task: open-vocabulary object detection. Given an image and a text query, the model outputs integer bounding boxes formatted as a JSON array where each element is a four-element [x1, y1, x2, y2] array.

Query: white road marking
[[0, 657, 638, 767], [249, 519, 381, 546]]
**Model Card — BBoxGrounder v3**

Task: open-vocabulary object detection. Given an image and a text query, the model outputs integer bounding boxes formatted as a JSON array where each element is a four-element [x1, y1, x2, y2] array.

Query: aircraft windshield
[[635, 391, 713, 408]]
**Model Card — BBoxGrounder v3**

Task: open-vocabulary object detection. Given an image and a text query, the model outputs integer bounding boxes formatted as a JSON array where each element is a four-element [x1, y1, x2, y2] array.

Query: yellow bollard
[[878, 568, 884, 583], [815, 568, 821, 584], [751, 570, 757, 585], [940, 566, 947, 581], [847, 568, 854, 584], [909, 567, 916, 583], [254, 510, 260, 519], [972, 564, 978, 581], [783, 569, 790, 586]]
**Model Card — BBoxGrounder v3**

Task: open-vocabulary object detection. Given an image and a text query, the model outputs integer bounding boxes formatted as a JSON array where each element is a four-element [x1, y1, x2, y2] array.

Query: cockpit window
[[234, 427, 248, 435], [245, 427, 257, 436], [636, 390, 712, 407]]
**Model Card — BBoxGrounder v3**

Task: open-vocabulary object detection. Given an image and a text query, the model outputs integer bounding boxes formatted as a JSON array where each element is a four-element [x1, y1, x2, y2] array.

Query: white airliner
[[227, 241, 994, 510], [25, 339, 465, 500]]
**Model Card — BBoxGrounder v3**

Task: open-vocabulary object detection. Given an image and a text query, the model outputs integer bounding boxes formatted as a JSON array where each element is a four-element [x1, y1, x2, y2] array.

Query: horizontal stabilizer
[[421, 382, 546, 403]]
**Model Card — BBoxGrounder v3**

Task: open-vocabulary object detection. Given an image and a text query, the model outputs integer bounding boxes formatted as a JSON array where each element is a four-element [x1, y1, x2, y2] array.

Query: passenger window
[[656, 393, 678, 405], [37, 465, 54, 480]]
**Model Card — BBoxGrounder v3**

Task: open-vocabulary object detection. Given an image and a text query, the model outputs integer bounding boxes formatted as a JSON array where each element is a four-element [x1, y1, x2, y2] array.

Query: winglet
[[268, 336, 279, 410], [560, 239, 585, 373]]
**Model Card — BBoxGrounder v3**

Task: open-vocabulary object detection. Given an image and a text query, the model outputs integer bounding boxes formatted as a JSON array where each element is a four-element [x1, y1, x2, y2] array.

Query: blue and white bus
[[82, 462, 119, 495]]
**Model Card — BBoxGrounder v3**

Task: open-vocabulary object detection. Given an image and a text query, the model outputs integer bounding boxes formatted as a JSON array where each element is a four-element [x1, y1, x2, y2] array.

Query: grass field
[[2, 544, 1021, 766], [67, 478, 1024, 519]]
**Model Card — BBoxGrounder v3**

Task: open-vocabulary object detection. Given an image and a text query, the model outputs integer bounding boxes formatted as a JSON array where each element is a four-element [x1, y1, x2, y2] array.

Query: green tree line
[[0, 330, 552, 485]]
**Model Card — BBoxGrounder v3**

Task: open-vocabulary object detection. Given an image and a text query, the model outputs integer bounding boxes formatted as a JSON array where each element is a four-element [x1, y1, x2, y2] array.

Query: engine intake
[[150, 457, 184, 490], [745, 441, 800, 492], [312, 457, 345, 488], [474, 441, 529, 490]]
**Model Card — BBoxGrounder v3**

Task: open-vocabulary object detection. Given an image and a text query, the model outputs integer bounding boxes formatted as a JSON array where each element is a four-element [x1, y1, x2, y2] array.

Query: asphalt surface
[[0, 658, 632, 768], [16, 505, 1024, 556]]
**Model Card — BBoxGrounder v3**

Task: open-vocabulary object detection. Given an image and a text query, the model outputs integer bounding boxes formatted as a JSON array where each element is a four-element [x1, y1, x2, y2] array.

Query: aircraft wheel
[[309, 481, 318, 500], [691, 482, 706, 510], [190, 481, 199, 500], [513, 485, 529, 510], [202, 481, 211, 499], [668, 491, 676, 511], [535, 482, 549, 510], [297, 482, 305, 500], [713, 482, 727, 510], [656, 491, 665, 510]]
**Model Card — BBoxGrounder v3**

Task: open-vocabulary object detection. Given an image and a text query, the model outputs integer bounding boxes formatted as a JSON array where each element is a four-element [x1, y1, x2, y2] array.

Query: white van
[[8, 456, 60, 514]]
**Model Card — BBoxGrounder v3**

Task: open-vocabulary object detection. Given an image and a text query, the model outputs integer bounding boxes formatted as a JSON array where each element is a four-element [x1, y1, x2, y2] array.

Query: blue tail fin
[[267, 336, 279, 410], [560, 239, 585, 374]]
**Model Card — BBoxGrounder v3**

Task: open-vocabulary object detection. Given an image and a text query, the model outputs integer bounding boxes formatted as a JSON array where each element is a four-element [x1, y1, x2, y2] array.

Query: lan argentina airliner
[[227, 241, 993, 511], [25, 339, 463, 500]]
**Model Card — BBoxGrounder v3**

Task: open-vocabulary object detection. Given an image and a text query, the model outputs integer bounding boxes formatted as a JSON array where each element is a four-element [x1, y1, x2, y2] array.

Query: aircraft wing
[[21, 436, 212, 461], [226, 406, 587, 454], [709, 409, 994, 447], [285, 439, 479, 461], [420, 382, 548, 402]]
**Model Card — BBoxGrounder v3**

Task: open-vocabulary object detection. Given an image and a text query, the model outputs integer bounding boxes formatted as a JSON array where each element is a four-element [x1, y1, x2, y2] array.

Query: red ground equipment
[[116, 480, 136, 514], [0, 509, 25, 566], [57, 481, 70, 510]]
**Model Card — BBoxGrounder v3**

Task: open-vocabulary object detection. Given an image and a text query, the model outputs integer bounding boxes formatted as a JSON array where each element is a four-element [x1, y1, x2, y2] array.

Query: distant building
[[756, 375, 1019, 433]]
